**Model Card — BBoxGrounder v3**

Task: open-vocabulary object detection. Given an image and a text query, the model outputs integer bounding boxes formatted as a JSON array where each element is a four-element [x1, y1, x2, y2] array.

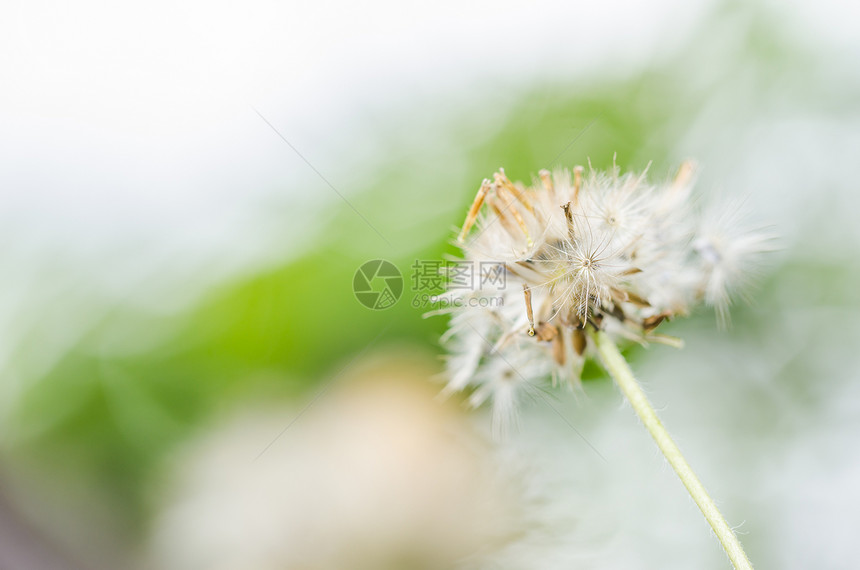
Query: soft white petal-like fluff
[[438, 162, 768, 433]]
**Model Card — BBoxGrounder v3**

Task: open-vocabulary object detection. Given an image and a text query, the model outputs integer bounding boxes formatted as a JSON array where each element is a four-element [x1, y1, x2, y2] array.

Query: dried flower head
[[436, 160, 769, 436]]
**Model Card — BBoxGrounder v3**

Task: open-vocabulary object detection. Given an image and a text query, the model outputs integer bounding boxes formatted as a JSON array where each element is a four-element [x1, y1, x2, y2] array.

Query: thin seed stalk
[[589, 329, 754, 570]]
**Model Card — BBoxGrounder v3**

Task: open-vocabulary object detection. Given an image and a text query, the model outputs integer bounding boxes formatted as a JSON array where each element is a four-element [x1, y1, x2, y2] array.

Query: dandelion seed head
[[439, 160, 770, 433]]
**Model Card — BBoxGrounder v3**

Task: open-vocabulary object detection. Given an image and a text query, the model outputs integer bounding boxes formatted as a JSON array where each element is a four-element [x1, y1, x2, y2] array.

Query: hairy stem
[[589, 329, 753, 570]]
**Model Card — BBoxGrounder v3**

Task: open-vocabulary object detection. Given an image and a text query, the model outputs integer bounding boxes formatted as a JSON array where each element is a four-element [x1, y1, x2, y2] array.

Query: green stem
[[589, 329, 754, 570]]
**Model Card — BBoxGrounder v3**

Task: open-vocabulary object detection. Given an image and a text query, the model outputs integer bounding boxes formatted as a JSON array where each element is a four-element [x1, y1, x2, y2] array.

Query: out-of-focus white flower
[[438, 162, 770, 434], [148, 355, 523, 570]]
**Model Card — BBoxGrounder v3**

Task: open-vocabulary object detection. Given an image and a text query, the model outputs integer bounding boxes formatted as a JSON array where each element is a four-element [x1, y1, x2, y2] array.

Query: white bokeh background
[[2, 0, 859, 568], [1, 0, 856, 358]]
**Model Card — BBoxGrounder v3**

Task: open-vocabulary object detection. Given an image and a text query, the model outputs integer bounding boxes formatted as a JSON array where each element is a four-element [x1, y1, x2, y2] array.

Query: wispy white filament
[[439, 162, 770, 430]]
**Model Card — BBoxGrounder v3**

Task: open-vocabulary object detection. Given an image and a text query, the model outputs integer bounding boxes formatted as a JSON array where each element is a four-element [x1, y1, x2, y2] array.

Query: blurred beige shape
[[149, 351, 519, 570]]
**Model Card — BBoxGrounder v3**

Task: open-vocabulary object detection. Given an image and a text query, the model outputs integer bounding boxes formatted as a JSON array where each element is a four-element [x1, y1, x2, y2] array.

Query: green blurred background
[[2, 0, 859, 568]]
